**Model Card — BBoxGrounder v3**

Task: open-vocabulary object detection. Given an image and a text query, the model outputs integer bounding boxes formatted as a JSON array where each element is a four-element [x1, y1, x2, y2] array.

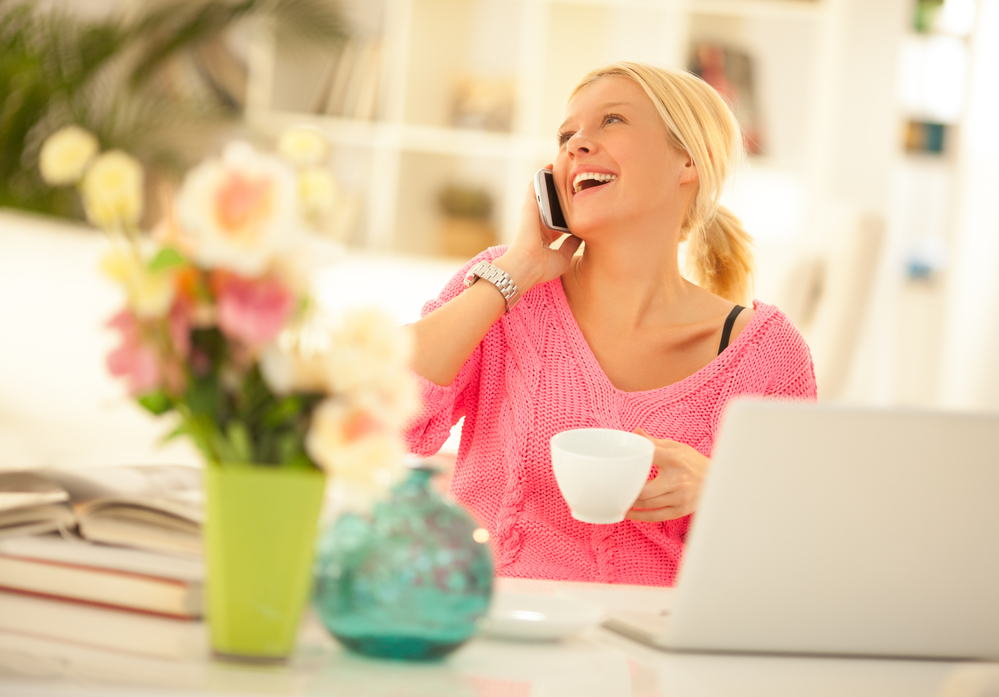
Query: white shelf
[[250, 110, 552, 160], [514, 0, 825, 18], [689, 0, 827, 20], [246, 0, 845, 256]]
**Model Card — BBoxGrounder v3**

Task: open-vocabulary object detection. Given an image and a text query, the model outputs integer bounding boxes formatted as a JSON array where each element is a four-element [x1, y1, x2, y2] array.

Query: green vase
[[204, 461, 326, 662]]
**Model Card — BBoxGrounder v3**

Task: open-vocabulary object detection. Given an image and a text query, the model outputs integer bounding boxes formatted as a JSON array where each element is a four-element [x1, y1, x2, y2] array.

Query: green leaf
[[148, 246, 185, 272], [190, 328, 227, 373], [177, 412, 219, 463], [159, 423, 186, 444], [209, 431, 238, 464], [185, 376, 222, 418], [227, 420, 252, 463], [264, 396, 303, 428], [138, 390, 172, 415], [275, 432, 302, 464], [284, 452, 316, 470]]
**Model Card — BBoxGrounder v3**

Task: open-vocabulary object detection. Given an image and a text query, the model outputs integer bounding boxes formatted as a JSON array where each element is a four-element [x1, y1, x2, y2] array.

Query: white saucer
[[478, 592, 604, 641]]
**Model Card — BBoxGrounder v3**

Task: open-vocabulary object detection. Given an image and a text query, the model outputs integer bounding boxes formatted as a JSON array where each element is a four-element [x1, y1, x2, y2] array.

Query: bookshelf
[[244, 0, 841, 262]]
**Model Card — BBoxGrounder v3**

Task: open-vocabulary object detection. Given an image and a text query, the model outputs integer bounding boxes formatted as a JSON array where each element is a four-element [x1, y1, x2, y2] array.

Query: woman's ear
[[679, 152, 699, 185]]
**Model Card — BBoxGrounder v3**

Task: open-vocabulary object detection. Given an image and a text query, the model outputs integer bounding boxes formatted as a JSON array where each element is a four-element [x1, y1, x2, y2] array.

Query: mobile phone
[[533, 168, 570, 233]]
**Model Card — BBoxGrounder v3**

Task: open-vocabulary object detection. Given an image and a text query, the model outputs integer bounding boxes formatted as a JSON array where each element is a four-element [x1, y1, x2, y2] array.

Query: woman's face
[[553, 75, 697, 239]]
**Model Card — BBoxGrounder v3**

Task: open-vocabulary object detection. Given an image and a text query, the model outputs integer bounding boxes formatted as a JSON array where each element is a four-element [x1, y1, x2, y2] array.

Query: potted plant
[[38, 124, 416, 662]]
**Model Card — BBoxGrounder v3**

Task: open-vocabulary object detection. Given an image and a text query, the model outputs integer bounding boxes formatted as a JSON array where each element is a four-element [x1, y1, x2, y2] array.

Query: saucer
[[479, 592, 604, 641]]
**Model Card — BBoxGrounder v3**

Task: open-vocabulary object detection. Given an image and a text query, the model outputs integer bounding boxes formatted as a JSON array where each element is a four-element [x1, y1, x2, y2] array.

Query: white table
[[1, 578, 996, 697]]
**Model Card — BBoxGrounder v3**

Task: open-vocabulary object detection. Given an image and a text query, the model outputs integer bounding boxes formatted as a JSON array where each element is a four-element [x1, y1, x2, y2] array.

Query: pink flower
[[214, 273, 295, 345], [106, 310, 161, 395], [168, 299, 192, 359]]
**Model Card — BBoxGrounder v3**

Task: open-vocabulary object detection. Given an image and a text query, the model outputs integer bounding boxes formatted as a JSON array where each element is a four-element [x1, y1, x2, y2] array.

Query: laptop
[[605, 399, 999, 659]]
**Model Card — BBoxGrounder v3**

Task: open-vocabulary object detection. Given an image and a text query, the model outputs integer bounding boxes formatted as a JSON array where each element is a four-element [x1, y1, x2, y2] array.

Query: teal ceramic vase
[[312, 464, 494, 660]]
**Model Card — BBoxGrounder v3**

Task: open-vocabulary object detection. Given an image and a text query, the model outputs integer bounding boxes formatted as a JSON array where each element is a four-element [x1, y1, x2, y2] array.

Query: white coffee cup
[[550, 428, 655, 524]]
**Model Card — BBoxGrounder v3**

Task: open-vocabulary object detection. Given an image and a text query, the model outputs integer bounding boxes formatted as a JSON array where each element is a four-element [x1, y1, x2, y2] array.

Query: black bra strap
[[717, 305, 745, 355]]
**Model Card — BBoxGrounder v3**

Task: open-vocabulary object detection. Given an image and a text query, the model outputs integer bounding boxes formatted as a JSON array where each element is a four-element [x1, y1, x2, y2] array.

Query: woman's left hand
[[625, 428, 709, 522]]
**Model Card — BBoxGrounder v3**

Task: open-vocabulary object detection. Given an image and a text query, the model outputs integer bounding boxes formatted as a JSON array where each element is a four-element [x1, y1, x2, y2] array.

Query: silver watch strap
[[463, 261, 521, 312]]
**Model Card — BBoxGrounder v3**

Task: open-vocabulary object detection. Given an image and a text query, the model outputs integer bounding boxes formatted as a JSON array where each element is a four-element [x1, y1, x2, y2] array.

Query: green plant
[[0, 0, 347, 220]]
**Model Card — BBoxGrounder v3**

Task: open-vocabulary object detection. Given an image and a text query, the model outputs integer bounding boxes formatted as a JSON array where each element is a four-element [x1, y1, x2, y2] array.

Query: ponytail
[[684, 205, 755, 305]]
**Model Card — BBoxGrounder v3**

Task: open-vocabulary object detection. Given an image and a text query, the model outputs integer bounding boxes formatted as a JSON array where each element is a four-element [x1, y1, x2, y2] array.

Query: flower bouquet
[[39, 125, 416, 661]]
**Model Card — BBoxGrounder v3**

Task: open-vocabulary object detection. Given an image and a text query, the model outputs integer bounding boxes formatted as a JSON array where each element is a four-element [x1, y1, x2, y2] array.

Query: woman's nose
[[567, 131, 592, 156]]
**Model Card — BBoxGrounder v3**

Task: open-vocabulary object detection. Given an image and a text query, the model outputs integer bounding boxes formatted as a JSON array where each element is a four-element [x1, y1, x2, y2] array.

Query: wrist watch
[[463, 261, 521, 312]]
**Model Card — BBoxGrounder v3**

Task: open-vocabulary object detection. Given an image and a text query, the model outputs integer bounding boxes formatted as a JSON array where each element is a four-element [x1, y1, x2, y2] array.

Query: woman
[[404, 62, 816, 586]]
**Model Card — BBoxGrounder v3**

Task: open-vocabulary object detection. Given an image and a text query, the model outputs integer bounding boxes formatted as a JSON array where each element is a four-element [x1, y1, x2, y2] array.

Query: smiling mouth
[[572, 172, 617, 194]]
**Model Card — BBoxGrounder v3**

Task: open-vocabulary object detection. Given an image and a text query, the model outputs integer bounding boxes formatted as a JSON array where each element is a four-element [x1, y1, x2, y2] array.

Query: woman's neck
[[563, 229, 695, 329]]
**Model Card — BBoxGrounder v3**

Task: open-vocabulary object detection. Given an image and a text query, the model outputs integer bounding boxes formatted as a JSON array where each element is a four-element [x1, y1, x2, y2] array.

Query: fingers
[[633, 473, 683, 505], [556, 234, 583, 260], [628, 476, 695, 521], [626, 431, 708, 522], [515, 181, 548, 245], [625, 505, 689, 522], [633, 488, 687, 510]]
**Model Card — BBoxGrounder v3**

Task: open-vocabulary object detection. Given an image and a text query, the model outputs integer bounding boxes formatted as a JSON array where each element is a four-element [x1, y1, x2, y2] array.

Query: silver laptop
[[606, 399, 999, 659]]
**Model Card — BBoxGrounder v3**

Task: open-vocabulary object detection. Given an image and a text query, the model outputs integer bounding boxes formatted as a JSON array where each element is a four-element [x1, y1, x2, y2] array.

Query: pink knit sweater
[[404, 248, 817, 586]]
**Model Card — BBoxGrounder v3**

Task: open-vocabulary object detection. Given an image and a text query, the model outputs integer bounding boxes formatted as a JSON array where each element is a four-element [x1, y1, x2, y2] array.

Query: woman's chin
[[564, 213, 615, 240]]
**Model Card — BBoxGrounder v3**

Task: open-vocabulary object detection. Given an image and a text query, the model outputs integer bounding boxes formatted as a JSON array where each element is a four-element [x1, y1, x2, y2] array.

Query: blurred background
[[2, 0, 998, 468]]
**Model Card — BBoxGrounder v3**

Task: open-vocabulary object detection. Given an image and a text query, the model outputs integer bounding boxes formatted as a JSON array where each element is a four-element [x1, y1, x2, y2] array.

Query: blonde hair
[[570, 62, 755, 305]]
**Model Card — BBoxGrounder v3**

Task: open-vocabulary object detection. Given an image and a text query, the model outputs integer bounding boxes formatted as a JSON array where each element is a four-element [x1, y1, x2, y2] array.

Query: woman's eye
[[557, 132, 574, 146], [604, 114, 623, 125]]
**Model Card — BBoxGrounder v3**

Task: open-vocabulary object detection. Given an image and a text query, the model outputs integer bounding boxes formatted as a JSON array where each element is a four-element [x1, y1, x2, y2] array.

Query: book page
[[0, 472, 69, 511], [42, 466, 204, 524], [0, 471, 74, 537]]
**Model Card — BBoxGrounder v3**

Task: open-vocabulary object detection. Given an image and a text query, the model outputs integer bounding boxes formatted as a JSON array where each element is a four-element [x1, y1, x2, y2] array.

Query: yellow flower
[[39, 126, 99, 185], [99, 247, 175, 318], [298, 166, 339, 222], [129, 268, 176, 318], [99, 247, 134, 283], [277, 126, 330, 167], [82, 151, 144, 230]]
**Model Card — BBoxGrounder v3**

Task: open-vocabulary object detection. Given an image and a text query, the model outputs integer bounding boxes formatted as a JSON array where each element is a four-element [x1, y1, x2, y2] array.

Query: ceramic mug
[[550, 428, 655, 524]]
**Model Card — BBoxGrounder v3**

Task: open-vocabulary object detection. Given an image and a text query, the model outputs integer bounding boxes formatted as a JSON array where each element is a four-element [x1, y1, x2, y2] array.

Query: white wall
[[939, 0, 999, 412]]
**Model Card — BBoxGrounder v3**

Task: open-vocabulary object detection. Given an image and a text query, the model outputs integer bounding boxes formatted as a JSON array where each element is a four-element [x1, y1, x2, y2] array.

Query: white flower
[[324, 309, 413, 395], [39, 126, 99, 185], [100, 247, 175, 318], [298, 166, 339, 222], [306, 398, 402, 496], [277, 126, 330, 167], [176, 142, 299, 277], [259, 339, 327, 396], [346, 368, 419, 430], [82, 151, 144, 230]]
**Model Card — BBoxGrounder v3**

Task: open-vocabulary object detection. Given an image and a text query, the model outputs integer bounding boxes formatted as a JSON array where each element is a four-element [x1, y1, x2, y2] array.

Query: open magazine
[[0, 465, 202, 556]]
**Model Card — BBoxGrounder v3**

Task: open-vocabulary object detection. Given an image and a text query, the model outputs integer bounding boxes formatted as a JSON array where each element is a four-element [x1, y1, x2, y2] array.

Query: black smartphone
[[533, 168, 570, 233]]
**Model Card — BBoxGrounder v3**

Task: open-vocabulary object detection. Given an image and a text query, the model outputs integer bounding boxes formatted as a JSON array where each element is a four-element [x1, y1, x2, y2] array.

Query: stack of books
[[0, 465, 207, 659]]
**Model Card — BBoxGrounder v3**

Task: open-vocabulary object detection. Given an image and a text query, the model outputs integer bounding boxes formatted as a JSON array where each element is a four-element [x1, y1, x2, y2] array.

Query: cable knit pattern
[[404, 247, 818, 586]]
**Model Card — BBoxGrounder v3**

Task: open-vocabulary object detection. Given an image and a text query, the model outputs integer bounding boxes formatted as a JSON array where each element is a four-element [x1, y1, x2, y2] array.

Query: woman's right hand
[[408, 170, 580, 387], [493, 168, 582, 294]]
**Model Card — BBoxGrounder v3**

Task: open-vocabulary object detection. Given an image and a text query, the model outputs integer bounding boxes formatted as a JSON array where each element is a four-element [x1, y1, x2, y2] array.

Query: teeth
[[573, 171, 617, 194]]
